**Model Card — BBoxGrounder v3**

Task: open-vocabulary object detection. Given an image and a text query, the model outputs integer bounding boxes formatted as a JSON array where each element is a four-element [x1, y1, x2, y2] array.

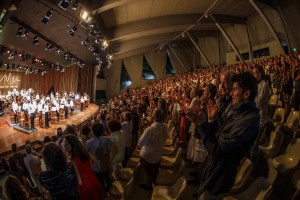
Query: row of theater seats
[[105, 120, 187, 200]]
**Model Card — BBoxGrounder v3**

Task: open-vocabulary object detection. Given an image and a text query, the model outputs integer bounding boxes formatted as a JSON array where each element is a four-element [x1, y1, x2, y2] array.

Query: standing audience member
[[121, 111, 133, 167], [107, 119, 125, 176], [4, 175, 34, 200], [64, 135, 106, 200], [138, 109, 168, 190], [39, 142, 80, 200], [192, 72, 259, 199], [86, 122, 112, 191]]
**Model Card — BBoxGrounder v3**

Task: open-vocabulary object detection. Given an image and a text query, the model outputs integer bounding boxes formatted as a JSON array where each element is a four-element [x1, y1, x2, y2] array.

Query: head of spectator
[[43, 136, 51, 145], [231, 72, 258, 106], [220, 70, 236, 99], [11, 143, 18, 153], [64, 134, 90, 161], [81, 123, 91, 137], [66, 124, 76, 135], [153, 109, 165, 123], [92, 122, 104, 137], [5, 175, 30, 200], [203, 83, 217, 102], [8, 157, 19, 172], [100, 113, 106, 121], [252, 65, 265, 82], [42, 142, 66, 171], [107, 119, 122, 133], [51, 135, 57, 142], [123, 111, 132, 122], [25, 145, 32, 155]]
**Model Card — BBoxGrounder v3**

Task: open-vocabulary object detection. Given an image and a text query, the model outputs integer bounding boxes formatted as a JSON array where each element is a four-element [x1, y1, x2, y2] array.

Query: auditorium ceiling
[[0, 0, 273, 69]]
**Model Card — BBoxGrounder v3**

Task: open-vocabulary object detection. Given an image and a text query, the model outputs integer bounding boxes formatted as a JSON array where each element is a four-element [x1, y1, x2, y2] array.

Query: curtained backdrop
[[0, 65, 95, 100]]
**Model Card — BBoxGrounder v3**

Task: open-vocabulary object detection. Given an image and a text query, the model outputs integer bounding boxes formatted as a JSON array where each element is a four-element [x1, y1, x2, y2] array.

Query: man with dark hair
[[85, 122, 112, 191], [137, 109, 168, 190], [253, 65, 271, 127], [191, 72, 259, 199]]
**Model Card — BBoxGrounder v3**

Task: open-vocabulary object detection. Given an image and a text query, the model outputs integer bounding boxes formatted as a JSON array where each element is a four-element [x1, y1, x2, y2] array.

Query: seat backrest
[[170, 176, 187, 199], [256, 180, 272, 200], [272, 108, 285, 124], [124, 176, 135, 199], [283, 138, 300, 163], [234, 158, 253, 186], [285, 111, 299, 129], [269, 95, 278, 105]]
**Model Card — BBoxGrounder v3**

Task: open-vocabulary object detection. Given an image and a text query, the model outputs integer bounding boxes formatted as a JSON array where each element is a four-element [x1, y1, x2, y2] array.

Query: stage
[[0, 103, 99, 154]]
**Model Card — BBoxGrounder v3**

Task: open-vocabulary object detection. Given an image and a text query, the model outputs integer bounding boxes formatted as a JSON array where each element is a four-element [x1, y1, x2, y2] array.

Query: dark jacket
[[39, 163, 80, 200], [195, 101, 259, 196]]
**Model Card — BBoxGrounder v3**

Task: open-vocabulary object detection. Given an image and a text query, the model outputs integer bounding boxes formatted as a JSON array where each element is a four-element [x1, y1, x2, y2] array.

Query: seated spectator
[[64, 135, 106, 200], [86, 122, 112, 191], [39, 142, 80, 200]]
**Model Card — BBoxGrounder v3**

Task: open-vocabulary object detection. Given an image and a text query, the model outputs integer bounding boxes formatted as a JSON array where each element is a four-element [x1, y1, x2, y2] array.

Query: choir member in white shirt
[[28, 101, 36, 130], [22, 100, 29, 113], [12, 100, 19, 124], [70, 99, 74, 114], [43, 102, 50, 128], [35, 93, 40, 101], [80, 96, 85, 111]]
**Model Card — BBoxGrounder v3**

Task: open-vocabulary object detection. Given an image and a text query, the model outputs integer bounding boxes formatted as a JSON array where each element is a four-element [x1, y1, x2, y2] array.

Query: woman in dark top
[[39, 142, 80, 200]]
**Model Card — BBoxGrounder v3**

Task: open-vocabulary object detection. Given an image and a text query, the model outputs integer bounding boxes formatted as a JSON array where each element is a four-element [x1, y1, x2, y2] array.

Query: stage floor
[[0, 103, 99, 154]]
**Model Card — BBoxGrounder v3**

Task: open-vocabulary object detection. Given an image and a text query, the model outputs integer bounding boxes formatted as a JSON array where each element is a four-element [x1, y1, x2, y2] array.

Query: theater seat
[[224, 177, 272, 200], [272, 108, 285, 126], [271, 137, 300, 174], [132, 148, 141, 158], [163, 139, 179, 156], [127, 156, 140, 168], [269, 95, 278, 105], [284, 111, 300, 129], [160, 148, 182, 169], [156, 159, 185, 186], [259, 129, 284, 158], [151, 176, 186, 200], [227, 158, 253, 194]]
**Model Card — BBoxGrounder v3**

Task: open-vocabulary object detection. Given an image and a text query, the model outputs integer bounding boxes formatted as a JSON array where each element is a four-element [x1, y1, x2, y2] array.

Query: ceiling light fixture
[[81, 38, 89, 46], [16, 27, 23, 37], [45, 43, 54, 51], [32, 36, 39, 45], [58, 0, 70, 10], [42, 11, 53, 24], [68, 26, 77, 36]]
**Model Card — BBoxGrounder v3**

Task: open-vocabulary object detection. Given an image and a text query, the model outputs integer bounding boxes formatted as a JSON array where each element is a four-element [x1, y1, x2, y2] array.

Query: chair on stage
[[39, 113, 45, 128], [59, 108, 64, 120], [50, 111, 58, 124]]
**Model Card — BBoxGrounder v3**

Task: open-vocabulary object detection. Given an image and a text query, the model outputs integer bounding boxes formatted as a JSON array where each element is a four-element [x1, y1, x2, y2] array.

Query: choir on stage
[[0, 88, 90, 130]]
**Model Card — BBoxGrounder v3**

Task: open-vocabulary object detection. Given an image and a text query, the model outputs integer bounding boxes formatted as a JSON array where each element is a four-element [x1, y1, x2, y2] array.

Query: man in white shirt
[[28, 101, 36, 130], [80, 96, 85, 111], [137, 108, 168, 190], [22, 100, 29, 113], [35, 93, 40, 101], [43, 102, 50, 128], [12, 100, 19, 124]]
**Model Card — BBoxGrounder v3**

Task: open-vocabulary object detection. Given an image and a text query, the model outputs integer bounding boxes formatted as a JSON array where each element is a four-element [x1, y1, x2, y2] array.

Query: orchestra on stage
[[0, 88, 90, 130]]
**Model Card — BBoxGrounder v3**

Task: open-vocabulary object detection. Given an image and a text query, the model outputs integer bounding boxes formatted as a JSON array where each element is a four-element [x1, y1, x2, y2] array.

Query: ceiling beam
[[92, 0, 137, 14], [108, 14, 244, 42]]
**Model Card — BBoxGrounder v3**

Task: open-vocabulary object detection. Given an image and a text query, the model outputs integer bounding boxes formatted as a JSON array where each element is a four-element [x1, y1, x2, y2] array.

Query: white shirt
[[22, 102, 29, 111], [138, 122, 168, 163], [12, 102, 19, 113], [37, 104, 43, 113], [36, 94, 40, 100], [28, 103, 36, 114], [24, 154, 41, 176]]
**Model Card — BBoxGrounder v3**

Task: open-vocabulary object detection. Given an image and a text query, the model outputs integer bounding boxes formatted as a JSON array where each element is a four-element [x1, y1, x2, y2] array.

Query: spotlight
[[16, 27, 23, 37], [81, 38, 89, 46], [45, 43, 54, 51], [64, 53, 70, 60], [101, 40, 109, 50], [80, 10, 90, 21], [106, 54, 113, 60], [21, 30, 29, 39], [56, 48, 61, 55], [32, 36, 39, 45], [59, 0, 70, 10], [72, 0, 78, 10], [56, 66, 61, 70], [42, 11, 53, 24], [88, 45, 96, 52], [8, 51, 15, 59], [89, 28, 99, 38], [68, 26, 77, 36], [60, 67, 65, 72]]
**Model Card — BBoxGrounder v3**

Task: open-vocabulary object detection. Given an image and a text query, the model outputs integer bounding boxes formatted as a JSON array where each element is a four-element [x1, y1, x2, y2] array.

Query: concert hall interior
[[0, 0, 300, 200]]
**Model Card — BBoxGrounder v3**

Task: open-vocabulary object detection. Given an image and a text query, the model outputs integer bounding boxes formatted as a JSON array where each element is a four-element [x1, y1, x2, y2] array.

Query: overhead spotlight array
[[67, 26, 77, 36], [32, 36, 39, 45], [16, 27, 29, 39]]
